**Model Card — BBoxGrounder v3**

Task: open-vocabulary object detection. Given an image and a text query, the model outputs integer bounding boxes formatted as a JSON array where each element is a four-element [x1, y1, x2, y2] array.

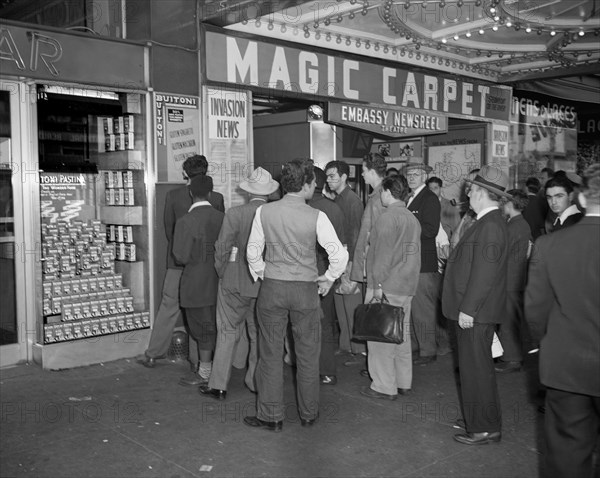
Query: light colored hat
[[466, 165, 512, 198], [239, 167, 279, 195], [565, 171, 583, 186], [402, 162, 433, 174]]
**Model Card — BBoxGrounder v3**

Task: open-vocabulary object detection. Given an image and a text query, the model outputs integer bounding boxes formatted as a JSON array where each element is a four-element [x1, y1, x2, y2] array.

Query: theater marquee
[[204, 29, 511, 122]]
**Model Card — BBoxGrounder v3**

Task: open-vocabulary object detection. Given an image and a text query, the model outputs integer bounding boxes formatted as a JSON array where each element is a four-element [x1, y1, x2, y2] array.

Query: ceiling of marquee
[[204, 0, 600, 91]]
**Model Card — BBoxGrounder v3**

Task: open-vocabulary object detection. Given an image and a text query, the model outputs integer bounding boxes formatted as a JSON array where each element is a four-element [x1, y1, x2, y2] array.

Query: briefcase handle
[[369, 292, 390, 305]]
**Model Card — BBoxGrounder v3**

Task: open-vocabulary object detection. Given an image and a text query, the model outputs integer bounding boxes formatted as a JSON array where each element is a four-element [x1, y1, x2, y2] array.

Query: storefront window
[[0, 90, 17, 345]]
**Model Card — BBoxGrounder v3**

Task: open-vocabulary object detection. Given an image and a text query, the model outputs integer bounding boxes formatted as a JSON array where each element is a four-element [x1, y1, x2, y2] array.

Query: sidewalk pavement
[[1, 352, 545, 478]]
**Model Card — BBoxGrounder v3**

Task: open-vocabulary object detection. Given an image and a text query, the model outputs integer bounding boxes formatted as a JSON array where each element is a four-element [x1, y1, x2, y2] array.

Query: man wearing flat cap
[[442, 164, 509, 445], [172, 175, 224, 387], [404, 162, 442, 365], [200, 167, 280, 400]]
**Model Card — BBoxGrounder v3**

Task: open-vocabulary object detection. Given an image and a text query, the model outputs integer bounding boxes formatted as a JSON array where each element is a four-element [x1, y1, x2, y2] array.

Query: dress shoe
[[198, 385, 226, 400], [397, 388, 411, 395], [320, 375, 337, 385], [243, 416, 283, 432], [138, 355, 165, 368], [453, 431, 501, 445], [453, 418, 466, 429], [360, 369, 370, 378], [494, 361, 522, 373], [360, 386, 397, 401], [138, 357, 158, 368], [300, 414, 319, 427], [179, 371, 208, 387], [344, 352, 367, 366], [413, 355, 436, 365]]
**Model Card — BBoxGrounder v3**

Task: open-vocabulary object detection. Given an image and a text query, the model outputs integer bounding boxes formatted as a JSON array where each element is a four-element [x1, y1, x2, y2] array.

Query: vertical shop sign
[[204, 87, 252, 208], [491, 124, 509, 175], [154, 93, 200, 182]]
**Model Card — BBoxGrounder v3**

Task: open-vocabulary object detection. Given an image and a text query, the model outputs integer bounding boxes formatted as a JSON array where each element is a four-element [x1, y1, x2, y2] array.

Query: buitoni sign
[[204, 30, 511, 122]]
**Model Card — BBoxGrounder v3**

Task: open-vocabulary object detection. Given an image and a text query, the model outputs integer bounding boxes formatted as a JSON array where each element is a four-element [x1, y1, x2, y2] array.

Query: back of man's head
[[183, 155, 208, 179], [382, 175, 410, 202], [525, 177, 541, 194], [506, 189, 529, 212], [281, 158, 315, 193], [582, 163, 600, 207], [313, 166, 326, 193], [363, 153, 387, 178], [189, 175, 213, 200]]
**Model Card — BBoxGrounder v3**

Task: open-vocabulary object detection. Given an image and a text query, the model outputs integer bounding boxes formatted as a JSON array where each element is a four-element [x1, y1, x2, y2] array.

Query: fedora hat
[[402, 162, 433, 174], [466, 165, 512, 198], [239, 167, 279, 195]]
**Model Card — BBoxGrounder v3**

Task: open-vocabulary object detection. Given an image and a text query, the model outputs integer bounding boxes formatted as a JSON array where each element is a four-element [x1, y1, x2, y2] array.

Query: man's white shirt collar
[[555, 204, 581, 225], [477, 206, 498, 220], [188, 200, 211, 212]]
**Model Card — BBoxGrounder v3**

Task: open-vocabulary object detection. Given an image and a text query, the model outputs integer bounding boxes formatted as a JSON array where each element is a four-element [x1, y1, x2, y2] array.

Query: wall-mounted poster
[[428, 143, 482, 204], [372, 139, 423, 162], [154, 93, 201, 183], [203, 86, 252, 209], [39, 173, 97, 224]]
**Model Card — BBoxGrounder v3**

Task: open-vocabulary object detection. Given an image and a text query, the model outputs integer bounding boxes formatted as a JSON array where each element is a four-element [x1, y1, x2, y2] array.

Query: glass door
[[0, 83, 28, 366]]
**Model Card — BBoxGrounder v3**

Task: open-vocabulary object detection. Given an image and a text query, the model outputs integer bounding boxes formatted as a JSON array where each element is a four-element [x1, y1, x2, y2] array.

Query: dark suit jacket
[[522, 193, 546, 240], [442, 209, 508, 324], [309, 195, 346, 276], [408, 186, 441, 273], [164, 184, 225, 269], [525, 216, 600, 396], [172, 204, 224, 308], [506, 215, 531, 292], [214, 199, 264, 298]]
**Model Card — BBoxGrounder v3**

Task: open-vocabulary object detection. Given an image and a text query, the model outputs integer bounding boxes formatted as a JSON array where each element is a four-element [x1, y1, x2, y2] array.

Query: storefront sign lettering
[[204, 30, 511, 122], [0, 27, 62, 76], [0, 23, 146, 87], [328, 103, 448, 138]]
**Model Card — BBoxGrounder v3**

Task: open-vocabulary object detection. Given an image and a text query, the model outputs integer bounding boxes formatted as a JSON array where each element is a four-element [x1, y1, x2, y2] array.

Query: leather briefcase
[[353, 294, 404, 344]]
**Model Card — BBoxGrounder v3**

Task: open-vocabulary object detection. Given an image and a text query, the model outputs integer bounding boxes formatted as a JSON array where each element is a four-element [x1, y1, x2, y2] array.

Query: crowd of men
[[138, 153, 599, 478]]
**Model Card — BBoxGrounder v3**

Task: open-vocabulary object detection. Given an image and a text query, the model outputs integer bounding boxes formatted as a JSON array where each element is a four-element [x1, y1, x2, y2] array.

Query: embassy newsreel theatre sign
[[327, 103, 448, 138], [204, 29, 511, 128]]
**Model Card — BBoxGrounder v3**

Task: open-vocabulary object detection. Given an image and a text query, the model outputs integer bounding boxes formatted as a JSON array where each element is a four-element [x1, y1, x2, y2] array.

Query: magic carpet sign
[[328, 103, 448, 138], [204, 29, 511, 122]]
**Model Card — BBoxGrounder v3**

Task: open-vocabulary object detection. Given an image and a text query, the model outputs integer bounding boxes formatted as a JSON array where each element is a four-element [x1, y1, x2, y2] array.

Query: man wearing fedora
[[442, 165, 509, 445], [199, 167, 279, 400], [140, 155, 224, 370], [404, 162, 442, 365]]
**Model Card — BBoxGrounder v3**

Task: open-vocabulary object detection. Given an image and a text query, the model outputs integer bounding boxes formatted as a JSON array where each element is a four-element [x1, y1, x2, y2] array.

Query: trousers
[[209, 285, 258, 392], [145, 268, 183, 359], [255, 279, 321, 423], [411, 272, 441, 358], [366, 289, 413, 396], [455, 322, 502, 433], [334, 292, 365, 354], [544, 387, 600, 478], [498, 290, 524, 362]]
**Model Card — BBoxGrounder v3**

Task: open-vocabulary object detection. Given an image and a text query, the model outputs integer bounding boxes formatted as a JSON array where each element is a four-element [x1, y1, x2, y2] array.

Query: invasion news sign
[[204, 30, 511, 122], [328, 103, 448, 138]]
